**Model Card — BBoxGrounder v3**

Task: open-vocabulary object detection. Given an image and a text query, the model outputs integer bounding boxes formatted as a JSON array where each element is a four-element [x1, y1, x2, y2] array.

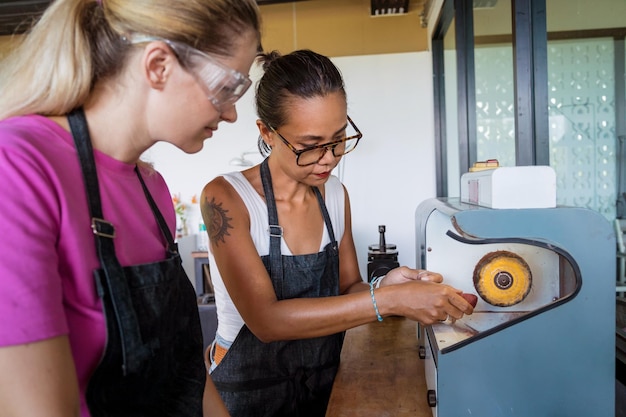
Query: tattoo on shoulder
[[202, 197, 233, 247]]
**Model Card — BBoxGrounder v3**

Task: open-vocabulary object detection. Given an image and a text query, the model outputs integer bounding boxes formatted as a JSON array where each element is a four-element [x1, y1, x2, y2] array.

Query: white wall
[[143, 51, 436, 281]]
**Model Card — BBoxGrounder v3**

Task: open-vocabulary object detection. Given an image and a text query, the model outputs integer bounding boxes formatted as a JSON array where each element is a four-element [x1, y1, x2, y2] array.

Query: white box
[[460, 166, 556, 209]]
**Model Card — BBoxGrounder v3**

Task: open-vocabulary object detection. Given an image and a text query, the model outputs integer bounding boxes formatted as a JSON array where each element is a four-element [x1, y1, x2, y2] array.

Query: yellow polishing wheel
[[473, 250, 532, 307]]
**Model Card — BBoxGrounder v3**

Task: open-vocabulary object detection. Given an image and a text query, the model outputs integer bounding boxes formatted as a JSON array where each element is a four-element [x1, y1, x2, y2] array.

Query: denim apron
[[67, 109, 205, 417], [211, 159, 345, 417]]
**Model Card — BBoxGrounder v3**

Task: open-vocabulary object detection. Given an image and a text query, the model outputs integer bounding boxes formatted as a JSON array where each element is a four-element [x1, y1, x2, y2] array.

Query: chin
[[180, 140, 205, 155]]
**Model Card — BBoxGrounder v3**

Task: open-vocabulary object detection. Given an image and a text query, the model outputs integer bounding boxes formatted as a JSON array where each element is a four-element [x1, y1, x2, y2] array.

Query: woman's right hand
[[377, 279, 474, 325]]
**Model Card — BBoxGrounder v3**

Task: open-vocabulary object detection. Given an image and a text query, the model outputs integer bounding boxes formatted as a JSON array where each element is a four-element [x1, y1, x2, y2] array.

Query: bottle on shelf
[[197, 223, 209, 251]]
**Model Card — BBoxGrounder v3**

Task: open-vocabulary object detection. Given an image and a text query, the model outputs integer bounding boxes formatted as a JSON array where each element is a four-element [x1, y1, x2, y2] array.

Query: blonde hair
[[0, 0, 261, 120]]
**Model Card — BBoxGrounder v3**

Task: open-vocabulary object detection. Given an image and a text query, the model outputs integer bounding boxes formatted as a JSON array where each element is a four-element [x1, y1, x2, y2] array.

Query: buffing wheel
[[473, 250, 532, 307]]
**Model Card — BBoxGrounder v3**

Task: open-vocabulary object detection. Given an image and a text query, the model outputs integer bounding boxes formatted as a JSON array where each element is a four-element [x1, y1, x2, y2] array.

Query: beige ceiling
[[0, 0, 429, 58], [258, 0, 428, 56], [2, 0, 623, 59]]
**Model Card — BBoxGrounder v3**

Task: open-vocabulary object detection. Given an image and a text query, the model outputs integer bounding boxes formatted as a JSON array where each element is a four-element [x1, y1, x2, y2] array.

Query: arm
[[325, 186, 474, 322], [203, 373, 230, 417], [0, 336, 80, 417], [201, 179, 473, 343]]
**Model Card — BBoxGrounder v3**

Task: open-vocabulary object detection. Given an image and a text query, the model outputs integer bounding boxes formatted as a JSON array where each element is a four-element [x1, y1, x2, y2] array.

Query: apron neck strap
[[259, 158, 338, 281], [134, 165, 178, 253], [260, 159, 284, 280], [67, 107, 151, 375]]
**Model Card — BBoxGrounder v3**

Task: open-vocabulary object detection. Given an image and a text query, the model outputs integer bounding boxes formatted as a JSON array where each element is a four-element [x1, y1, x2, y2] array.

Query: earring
[[257, 135, 272, 155]]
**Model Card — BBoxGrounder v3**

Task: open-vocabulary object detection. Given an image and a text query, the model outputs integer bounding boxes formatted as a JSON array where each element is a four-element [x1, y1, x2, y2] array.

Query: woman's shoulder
[[0, 115, 76, 173], [1, 115, 70, 148], [201, 171, 252, 209], [205, 171, 245, 193], [201, 170, 263, 233], [205, 167, 262, 197]]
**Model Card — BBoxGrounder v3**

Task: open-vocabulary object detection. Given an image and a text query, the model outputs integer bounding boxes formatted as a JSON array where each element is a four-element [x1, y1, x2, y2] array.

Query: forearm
[[247, 277, 473, 341], [342, 278, 369, 294], [203, 373, 230, 417], [249, 290, 383, 342]]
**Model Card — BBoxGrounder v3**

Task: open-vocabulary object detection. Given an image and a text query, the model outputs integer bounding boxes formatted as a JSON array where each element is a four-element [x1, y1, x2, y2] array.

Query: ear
[[256, 119, 274, 147], [141, 42, 178, 90]]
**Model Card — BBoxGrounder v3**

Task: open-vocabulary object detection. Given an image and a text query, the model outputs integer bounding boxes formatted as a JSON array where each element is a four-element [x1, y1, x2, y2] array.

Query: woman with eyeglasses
[[0, 0, 260, 416], [200, 49, 474, 417]]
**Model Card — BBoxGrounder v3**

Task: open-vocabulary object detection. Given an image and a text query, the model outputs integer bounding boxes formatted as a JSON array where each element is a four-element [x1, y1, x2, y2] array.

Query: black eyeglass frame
[[269, 116, 363, 166]]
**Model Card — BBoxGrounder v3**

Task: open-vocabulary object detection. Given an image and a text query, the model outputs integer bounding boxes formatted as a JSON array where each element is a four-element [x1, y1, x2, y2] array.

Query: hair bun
[[259, 50, 283, 71]]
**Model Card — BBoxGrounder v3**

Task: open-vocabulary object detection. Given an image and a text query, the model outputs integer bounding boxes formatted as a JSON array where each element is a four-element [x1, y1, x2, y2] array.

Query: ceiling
[[0, 0, 308, 36]]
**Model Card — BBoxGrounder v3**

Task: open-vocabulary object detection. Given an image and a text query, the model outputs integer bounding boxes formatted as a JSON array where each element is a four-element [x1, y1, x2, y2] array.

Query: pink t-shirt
[[0, 114, 177, 416]]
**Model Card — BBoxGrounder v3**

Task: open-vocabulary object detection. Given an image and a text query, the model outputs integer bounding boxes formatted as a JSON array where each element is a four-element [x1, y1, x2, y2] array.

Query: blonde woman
[[0, 0, 260, 416]]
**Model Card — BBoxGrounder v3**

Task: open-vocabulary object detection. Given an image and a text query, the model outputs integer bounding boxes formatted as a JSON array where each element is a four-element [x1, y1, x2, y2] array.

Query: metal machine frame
[[415, 198, 615, 417]]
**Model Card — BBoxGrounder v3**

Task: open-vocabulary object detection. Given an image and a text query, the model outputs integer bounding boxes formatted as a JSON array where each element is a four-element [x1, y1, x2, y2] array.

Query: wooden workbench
[[326, 316, 433, 417]]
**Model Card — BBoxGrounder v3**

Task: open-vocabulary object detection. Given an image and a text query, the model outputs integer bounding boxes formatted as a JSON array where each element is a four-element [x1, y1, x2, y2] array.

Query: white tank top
[[209, 172, 346, 343]]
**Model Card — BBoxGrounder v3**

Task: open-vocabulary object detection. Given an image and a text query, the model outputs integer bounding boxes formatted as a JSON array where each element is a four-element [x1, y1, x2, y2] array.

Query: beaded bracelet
[[369, 280, 383, 322], [371, 275, 385, 289]]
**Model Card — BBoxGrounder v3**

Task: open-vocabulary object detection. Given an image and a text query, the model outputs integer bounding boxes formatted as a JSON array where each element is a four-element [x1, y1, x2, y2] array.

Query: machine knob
[[418, 346, 426, 359], [427, 389, 437, 407]]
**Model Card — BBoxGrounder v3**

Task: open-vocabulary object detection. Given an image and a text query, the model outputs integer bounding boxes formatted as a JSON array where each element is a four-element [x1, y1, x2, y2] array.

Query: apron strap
[[259, 158, 339, 288], [67, 108, 151, 375], [134, 166, 178, 254], [260, 159, 284, 285]]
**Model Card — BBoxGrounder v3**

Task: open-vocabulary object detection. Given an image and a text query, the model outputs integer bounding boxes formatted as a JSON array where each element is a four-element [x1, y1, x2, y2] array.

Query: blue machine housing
[[415, 198, 615, 417]]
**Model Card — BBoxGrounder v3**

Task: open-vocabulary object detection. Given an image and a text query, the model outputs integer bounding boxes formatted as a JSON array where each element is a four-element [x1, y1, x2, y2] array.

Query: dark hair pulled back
[[255, 49, 346, 130]]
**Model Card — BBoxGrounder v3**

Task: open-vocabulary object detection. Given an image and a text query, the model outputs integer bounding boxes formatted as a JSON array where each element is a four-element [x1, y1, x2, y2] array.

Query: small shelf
[[191, 251, 212, 296]]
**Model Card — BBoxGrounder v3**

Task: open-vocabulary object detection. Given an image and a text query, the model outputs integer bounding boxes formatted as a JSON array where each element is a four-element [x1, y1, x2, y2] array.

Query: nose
[[220, 103, 238, 123], [317, 145, 337, 165]]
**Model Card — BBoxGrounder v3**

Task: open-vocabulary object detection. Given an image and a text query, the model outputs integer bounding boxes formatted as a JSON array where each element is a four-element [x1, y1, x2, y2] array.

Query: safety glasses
[[129, 34, 252, 111]]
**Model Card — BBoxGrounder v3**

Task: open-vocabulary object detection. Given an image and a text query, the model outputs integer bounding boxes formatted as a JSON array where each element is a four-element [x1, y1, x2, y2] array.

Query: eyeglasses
[[129, 34, 252, 111], [270, 116, 362, 166]]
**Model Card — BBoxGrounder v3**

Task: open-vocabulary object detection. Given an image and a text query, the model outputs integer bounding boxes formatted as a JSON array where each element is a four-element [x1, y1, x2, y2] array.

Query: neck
[[264, 158, 315, 204], [81, 89, 150, 164]]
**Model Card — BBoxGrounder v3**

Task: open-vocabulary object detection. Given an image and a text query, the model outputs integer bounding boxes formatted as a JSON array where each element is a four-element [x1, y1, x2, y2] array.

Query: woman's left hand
[[377, 266, 443, 287]]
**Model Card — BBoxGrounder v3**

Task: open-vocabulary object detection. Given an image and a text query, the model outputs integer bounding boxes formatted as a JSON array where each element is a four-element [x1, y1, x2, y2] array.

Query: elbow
[[242, 303, 293, 343], [249, 329, 281, 344], [255, 334, 276, 344], [246, 323, 286, 344]]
